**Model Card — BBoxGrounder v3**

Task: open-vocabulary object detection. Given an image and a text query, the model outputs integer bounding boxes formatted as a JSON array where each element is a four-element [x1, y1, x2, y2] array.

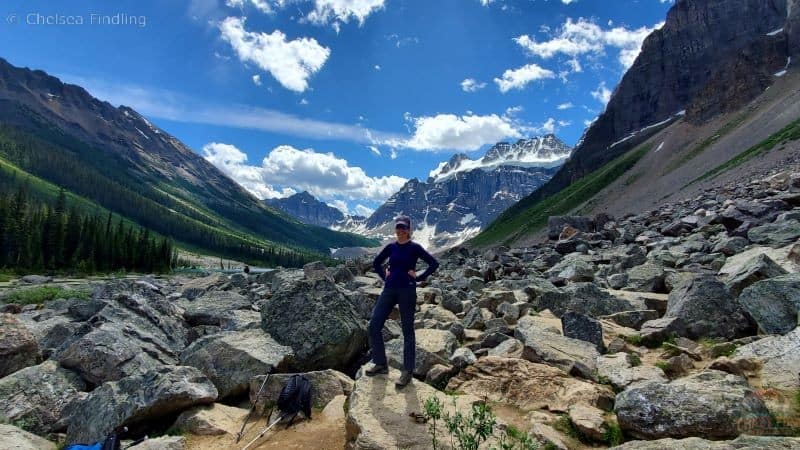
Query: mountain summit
[[428, 135, 571, 183]]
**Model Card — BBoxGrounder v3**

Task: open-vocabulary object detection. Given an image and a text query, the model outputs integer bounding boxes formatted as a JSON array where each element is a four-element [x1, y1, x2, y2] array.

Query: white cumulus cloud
[[460, 78, 487, 92], [514, 17, 663, 69], [557, 102, 574, 110], [219, 16, 330, 93], [306, 0, 386, 26], [203, 142, 407, 203], [494, 63, 555, 93], [395, 113, 524, 151]]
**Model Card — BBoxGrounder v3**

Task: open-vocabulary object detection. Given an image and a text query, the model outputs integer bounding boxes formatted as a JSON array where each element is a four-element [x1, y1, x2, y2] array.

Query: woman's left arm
[[414, 244, 439, 282]]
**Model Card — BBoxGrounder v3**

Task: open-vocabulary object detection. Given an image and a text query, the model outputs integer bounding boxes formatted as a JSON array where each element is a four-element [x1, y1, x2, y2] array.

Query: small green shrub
[[423, 395, 541, 450], [551, 415, 580, 440], [624, 334, 643, 346], [603, 422, 623, 446], [655, 361, 669, 371], [627, 352, 641, 367], [2, 286, 89, 305]]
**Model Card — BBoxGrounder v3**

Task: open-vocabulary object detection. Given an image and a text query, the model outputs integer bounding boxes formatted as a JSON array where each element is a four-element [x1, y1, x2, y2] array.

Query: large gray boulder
[[733, 326, 800, 390], [0, 424, 56, 450], [595, 353, 667, 391], [66, 366, 217, 444], [614, 370, 770, 440], [261, 278, 367, 371], [180, 291, 252, 326], [385, 329, 457, 377], [0, 361, 87, 434], [53, 285, 189, 385], [724, 253, 787, 298], [55, 325, 173, 385], [180, 273, 227, 300], [0, 313, 40, 378], [748, 220, 800, 247], [547, 255, 595, 282], [561, 311, 605, 352], [610, 435, 800, 449], [180, 329, 294, 398], [625, 264, 667, 293], [538, 283, 637, 318], [515, 316, 600, 378], [738, 274, 800, 335], [661, 274, 754, 340]]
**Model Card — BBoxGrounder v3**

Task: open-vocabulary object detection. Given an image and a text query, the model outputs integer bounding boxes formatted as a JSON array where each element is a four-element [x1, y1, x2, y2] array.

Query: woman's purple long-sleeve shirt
[[373, 240, 439, 288]]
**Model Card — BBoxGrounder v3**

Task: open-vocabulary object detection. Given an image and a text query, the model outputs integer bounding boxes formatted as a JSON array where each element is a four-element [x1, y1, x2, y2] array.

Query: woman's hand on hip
[[407, 269, 416, 279]]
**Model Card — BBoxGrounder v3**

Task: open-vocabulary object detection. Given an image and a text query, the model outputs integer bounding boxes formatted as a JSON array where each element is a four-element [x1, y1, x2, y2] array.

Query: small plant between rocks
[[423, 395, 540, 450]]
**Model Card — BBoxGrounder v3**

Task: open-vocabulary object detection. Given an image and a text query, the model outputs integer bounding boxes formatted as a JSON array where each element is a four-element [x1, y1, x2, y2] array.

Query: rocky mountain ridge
[[0, 57, 374, 263], [479, 0, 800, 247]]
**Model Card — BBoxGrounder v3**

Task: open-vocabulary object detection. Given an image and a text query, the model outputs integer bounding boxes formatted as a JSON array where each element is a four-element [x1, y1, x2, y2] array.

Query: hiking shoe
[[365, 364, 388, 376], [395, 370, 413, 388]]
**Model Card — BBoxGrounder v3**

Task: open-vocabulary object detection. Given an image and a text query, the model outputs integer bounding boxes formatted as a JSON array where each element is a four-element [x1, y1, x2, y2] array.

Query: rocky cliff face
[[516, 0, 795, 207], [265, 191, 346, 228], [363, 136, 570, 250]]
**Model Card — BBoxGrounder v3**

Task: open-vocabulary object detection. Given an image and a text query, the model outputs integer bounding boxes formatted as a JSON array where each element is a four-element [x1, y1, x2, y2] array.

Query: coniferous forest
[[0, 184, 175, 274]]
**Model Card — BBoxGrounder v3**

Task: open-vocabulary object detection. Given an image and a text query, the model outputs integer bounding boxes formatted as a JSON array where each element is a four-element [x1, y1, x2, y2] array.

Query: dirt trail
[[185, 413, 346, 450]]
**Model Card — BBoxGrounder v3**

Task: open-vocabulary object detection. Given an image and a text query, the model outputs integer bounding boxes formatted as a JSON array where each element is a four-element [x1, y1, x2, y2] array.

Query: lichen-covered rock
[[536, 283, 636, 318], [732, 326, 800, 390], [738, 274, 800, 335], [261, 278, 367, 371], [386, 329, 457, 377], [561, 311, 605, 352], [595, 353, 667, 390], [661, 274, 754, 340], [515, 316, 600, 378], [180, 291, 252, 326], [66, 366, 217, 444], [0, 313, 40, 377], [724, 253, 787, 298], [610, 435, 800, 449], [614, 370, 770, 440], [0, 360, 87, 434], [180, 329, 294, 398]]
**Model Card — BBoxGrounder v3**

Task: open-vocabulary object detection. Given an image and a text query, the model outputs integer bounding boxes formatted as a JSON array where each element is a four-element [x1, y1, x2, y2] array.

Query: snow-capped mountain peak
[[428, 135, 571, 183]]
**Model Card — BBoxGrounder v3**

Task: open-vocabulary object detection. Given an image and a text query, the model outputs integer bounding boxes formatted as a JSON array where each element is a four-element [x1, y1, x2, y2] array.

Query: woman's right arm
[[372, 245, 391, 281]]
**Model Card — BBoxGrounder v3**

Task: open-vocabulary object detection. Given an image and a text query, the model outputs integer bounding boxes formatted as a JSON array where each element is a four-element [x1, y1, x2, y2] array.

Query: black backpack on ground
[[276, 374, 313, 427]]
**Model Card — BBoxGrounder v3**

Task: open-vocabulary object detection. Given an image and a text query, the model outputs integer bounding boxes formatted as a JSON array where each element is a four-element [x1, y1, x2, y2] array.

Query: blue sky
[[0, 0, 672, 217]]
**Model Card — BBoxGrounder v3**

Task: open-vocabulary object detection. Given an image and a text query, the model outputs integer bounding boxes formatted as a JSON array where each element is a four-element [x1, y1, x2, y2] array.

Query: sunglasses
[[395, 224, 409, 230]]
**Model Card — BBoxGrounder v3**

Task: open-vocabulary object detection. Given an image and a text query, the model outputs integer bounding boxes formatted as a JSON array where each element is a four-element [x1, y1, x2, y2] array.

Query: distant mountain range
[[266, 135, 571, 252], [0, 57, 376, 266], [265, 191, 368, 229]]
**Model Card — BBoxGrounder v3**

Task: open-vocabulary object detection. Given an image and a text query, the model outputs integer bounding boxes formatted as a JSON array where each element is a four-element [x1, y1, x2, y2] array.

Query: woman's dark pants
[[368, 286, 416, 372]]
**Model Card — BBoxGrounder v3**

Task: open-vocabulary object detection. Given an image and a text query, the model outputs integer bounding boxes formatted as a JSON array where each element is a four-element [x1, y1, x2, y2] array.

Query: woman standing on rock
[[366, 215, 439, 388]]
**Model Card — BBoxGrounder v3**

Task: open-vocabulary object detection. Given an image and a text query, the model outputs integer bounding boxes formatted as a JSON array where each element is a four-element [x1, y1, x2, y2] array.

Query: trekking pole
[[241, 412, 287, 450], [123, 435, 148, 449], [236, 372, 272, 443]]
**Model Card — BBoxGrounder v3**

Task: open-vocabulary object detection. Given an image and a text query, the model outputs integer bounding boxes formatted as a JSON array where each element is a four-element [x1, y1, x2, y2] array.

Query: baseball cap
[[394, 215, 411, 229]]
